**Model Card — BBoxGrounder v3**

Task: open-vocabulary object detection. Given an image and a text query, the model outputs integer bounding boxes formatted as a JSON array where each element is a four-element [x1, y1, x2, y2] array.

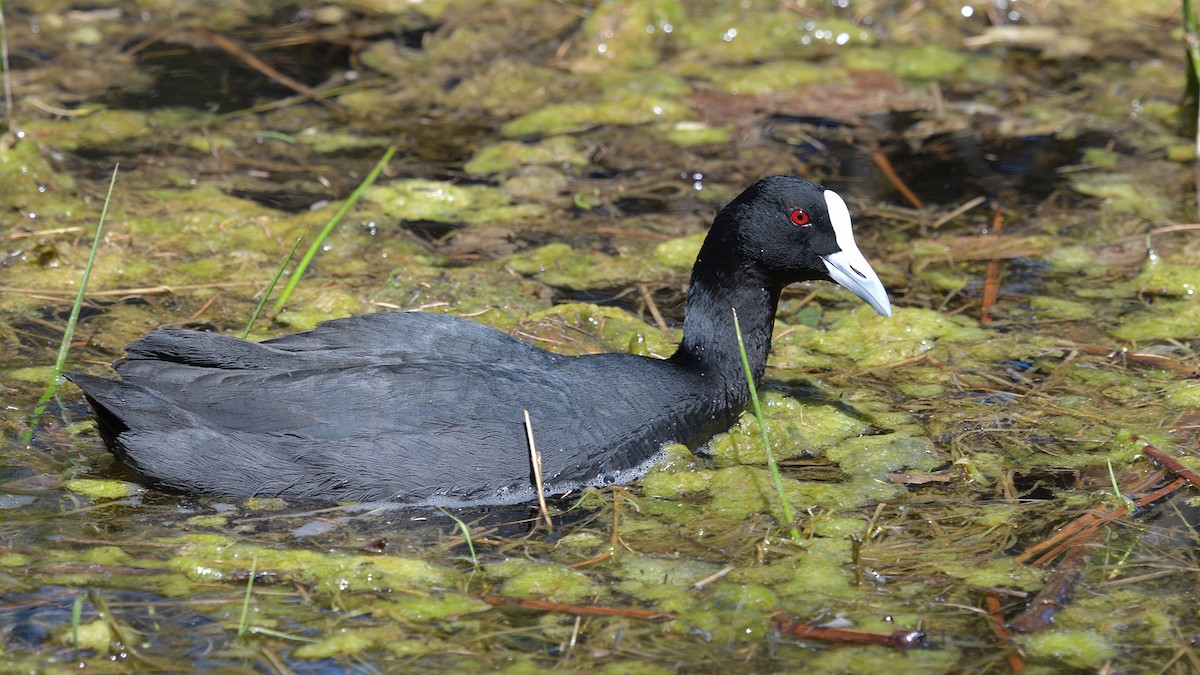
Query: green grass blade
[[23, 164, 120, 444], [439, 507, 479, 569], [237, 557, 257, 637], [71, 592, 84, 659], [242, 232, 305, 338], [273, 145, 396, 312], [732, 308, 801, 541], [0, 0, 12, 120]]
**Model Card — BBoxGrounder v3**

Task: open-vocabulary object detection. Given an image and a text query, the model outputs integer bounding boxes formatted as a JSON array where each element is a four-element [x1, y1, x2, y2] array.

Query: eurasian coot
[[69, 175, 891, 506]]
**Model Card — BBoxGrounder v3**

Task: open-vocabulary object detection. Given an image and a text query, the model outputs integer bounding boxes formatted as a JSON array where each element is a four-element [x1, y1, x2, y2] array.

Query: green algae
[[824, 433, 940, 482], [1069, 172, 1175, 219], [367, 179, 547, 225], [671, 583, 778, 643], [803, 306, 988, 368], [1111, 299, 1200, 341], [700, 60, 842, 95], [1018, 629, 1118, 670], [292, 629, 376, 659], [658, 121, 734, 147], [55, 619, 113, 653], [63, 478, 135, 500], [3, 0, 1199, 671], [491, 560, 602, 602], [502, 98, 689, 138], [1132, 257, 1200, 298], [652, 231, 705, 269], [706, 393, 871, 467], [465, 136, 591, 176], [506, 243, 660, 290]]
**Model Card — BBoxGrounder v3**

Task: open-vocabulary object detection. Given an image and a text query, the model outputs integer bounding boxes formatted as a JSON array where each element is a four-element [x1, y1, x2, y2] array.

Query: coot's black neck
[[669, 226, 781, 410]]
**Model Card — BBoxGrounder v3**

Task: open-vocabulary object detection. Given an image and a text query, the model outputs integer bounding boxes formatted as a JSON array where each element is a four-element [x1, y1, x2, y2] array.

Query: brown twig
[[984, 593, 1025, 672], [637, 283, 668, 331], [196, 27, 344, 112], [188, 292, 221, 321], [1008, 545, 1090, 633], [1062, 341, 1200, 377], [1138, 438, 1200, 488], [772, 613, 926, 649], [872, 151, 925, 209], [980, 207, 1003, 324]]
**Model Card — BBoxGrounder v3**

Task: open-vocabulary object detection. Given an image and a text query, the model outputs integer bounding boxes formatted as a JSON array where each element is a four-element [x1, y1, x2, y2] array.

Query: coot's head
[[722, 175, 891, 317]]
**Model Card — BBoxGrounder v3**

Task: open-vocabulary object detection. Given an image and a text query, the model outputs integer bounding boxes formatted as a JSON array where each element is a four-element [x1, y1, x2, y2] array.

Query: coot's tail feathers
[[65, 372, 198, 473], [122, 329, 295, 370]]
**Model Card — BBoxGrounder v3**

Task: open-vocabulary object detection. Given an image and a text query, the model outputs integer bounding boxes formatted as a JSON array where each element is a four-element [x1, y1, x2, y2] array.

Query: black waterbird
[[69, 176, 891, 506]]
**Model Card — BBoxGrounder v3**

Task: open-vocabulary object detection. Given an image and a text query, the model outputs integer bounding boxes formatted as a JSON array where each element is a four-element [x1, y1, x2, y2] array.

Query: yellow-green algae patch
[[166, 534, 452, 593], [699, 60, 844, 95], [824, 433, 940, 482], [707, 393, 871, 467], [677, 10, 870, 64], [1111, 299, 1200, 341], [1131, 258, 1200, 298], [55, 619, 114, 653], [371, 592, 491, 623], [465, 136, 591, 176], [507, 243, 667, 290], [807, 306, 989, 368], [1017, 629, 1117, 670], [520, 303, 678, 357], [652, 231, 706, 270], [671, 582, 778, 643], [64, 478, 136, 500], [490, 559, 602, 602], [292, 629, 377, 660], [367, 179, 547, 225], [610, 554, 723, 612], [501, 97, 689, 138], [1027, 295, 1095, 321]]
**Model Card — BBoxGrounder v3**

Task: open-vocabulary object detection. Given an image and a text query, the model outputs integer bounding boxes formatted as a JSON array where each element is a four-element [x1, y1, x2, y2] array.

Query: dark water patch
[[555, 285, 687, 326], [106, 38, 352, 112], [230, 188, 331, 212]]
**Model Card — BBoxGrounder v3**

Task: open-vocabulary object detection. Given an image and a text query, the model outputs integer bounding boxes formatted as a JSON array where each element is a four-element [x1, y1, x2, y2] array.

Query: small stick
[[980, 207, 1003, 324], [984, 593, 1026, 672], [1139, 439, 1200, 488], [872, 151, 925, 209], [188, 292, 221, 321], [524, 409, 553, 533], [772, 614, 926, 649], [1008, 545, 1090, 633], [196, 27, 343, 111], [638, 283, 668, 331]]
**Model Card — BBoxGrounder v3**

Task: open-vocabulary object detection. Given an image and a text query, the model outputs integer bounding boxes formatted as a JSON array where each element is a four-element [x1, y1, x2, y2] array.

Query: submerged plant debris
[[2, 0, 1199, 672]]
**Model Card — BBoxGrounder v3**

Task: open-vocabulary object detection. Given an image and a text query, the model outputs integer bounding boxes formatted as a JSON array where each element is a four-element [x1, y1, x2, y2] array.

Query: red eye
[[790, 209, 810, 226]]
